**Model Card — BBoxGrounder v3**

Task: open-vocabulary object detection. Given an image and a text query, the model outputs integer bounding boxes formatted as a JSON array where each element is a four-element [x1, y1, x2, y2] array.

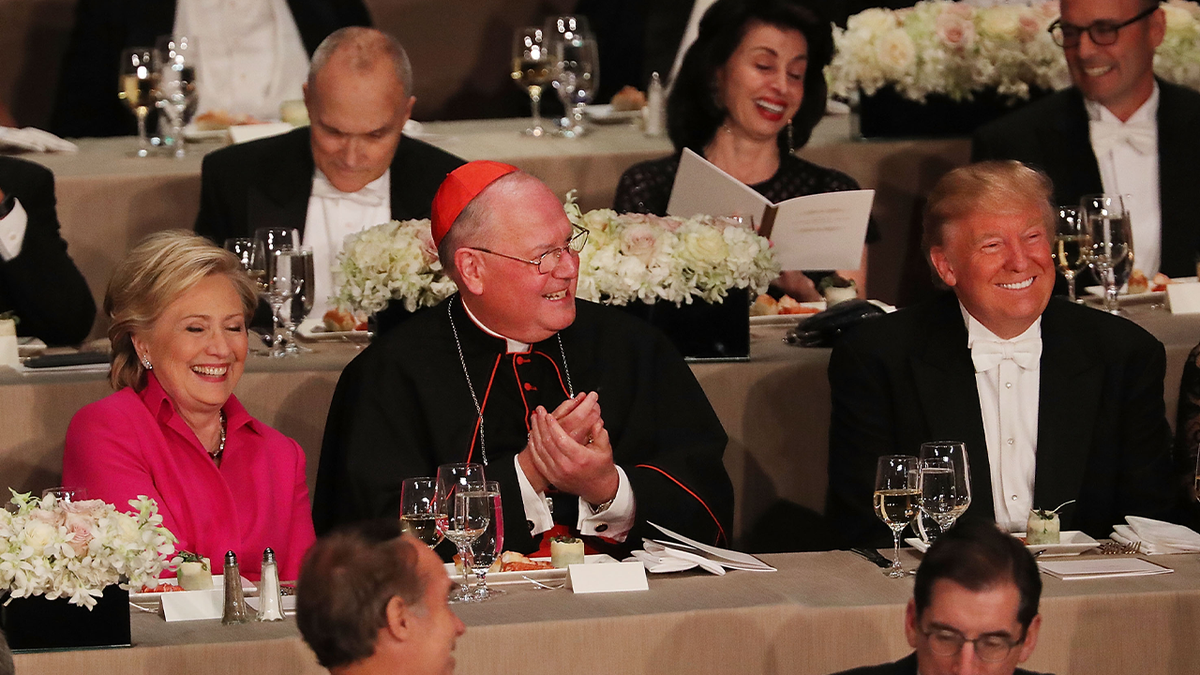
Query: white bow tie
[[1090, 118, 1156, 156], [970, 337, 1042, 373], [310, 176, 387, 208]]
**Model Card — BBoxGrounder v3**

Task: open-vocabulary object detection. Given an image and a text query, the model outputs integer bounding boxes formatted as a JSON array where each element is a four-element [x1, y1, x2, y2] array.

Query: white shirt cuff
[[515, 454, 555, 536], [576, 465, 635, 542], [0, 197, 28, 261]]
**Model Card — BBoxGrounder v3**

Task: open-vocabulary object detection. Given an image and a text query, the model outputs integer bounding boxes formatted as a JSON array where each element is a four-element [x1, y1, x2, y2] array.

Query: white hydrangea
[[331, 219, 457, 315], [0, 490, 176, 609]]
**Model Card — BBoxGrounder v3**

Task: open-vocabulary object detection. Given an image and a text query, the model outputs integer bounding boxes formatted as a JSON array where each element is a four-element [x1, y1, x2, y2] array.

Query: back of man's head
[[296, 520, 425, 670], [914, 521, 1042, 629]]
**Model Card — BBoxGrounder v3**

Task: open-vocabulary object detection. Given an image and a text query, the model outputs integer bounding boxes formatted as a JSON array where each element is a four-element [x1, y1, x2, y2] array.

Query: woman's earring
[[141, 355, 153, 370], [787, 118, 795, 155]]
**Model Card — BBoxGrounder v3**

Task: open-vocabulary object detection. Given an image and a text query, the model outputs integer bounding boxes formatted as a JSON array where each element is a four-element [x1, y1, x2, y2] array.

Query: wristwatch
[[0, 194, 15, 220]]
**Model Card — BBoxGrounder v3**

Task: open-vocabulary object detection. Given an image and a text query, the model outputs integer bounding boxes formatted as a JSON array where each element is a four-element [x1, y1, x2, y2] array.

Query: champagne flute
[[255, 228, 299, 356], [918, 441, 972, 541], [1052, 206, 1090, 304], [435, 463, 487, 602], [283, 248, 315, 354], [264, 248, 297, 358], [154, 35, 200, 159], [118, 47, 157, 157], [400, 477, 444, 548], [467, 481, 504, 600], [545, 16, 598, 138], [1080, 194, 1134, 314], [512, 27, 553, 137], [874, 455, 919, 578], [224, 238, 258, 274]]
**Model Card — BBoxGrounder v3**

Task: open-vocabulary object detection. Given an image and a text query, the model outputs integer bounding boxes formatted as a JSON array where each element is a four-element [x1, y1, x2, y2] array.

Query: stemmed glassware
[[118, 48, 157, 157], [283, 248, 314, 354], [874, 455, 919, 578], [545, 16, 599, 138], [255, 227, 299, 357], [917, 441, 972, 542], [1052, 206, 1090, 304], [467, 480, 504, 600], [435, 463, 488, 602], [1080, 194, 1134, 314], [512, 27, 553, 137], [400, 477, 445, 548], [154, 35, 200, 159]]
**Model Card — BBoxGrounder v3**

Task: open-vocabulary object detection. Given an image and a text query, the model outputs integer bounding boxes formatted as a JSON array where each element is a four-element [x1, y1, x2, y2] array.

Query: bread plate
[[1084, 276, 1197, 303], [907, 530, 1100, 557], [296, 317, 369, 341], [443, 553, 617, 585], [582, 104, 642, 124]]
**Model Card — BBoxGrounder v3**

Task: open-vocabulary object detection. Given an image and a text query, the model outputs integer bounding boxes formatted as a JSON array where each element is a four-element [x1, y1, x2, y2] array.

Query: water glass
[[1080, 194, 1134, 314], [468, 481, 504, 600]]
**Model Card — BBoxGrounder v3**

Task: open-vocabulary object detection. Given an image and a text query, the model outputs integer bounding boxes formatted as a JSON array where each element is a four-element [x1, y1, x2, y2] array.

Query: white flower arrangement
[[331, 219, 458, 316], [566, 204, 780, 306], [827, 1, 1200, 103], [0, 491, 176, 609], [330, 205, 780, 315]]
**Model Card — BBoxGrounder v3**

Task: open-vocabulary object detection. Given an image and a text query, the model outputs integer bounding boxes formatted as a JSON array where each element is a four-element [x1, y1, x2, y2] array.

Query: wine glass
[[1080, 194, 1134, 314], [918, 441, 972, 542], [224, 238, 259, 273], [400, 477, 444, 548], [467, 481, 504, 600], [118, 47, 157, 157], [1052, 206, 1090, 304], [283, 248, 314, 354], [154, 35, 200, 159], [435, 463, 487, 602], [512, 27, 553, 137], [874, 455, 919, 578], [545, 16, 599, 138], [253, 225, 297, 355]]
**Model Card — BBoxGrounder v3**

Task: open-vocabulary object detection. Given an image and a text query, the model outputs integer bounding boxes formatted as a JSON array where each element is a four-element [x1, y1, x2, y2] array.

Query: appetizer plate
[[750, 301, 826, 326], [443, 553, 616, 585], [129, 574, 254, 603], [1084, 276, 1197, 303], [907, 531, 1100, 557], [296, 317, 370, 341], [582, 104, 642, 124]]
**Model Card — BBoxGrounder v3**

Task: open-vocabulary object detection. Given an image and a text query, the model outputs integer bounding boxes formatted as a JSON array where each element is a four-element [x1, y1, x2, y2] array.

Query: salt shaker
[[645, 71, 665, 137], [221, 550, 251, 624], [256, 547, 285, 622]]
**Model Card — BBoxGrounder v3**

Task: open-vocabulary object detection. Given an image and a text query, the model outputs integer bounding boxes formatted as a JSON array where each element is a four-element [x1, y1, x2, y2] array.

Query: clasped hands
[[518, 391, 619, 507]]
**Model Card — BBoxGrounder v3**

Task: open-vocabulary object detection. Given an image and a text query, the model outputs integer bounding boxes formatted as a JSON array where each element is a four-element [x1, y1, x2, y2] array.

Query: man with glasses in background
[[831, 521, 1049, 675], [313, 161, 734, 556], [973, 0, 1200, 279]]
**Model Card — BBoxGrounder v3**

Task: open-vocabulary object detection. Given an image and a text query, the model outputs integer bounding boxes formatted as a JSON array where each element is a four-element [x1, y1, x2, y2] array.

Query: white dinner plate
[[1084, 276, 1196, 303], [296, 317, 369, 341], [906, 531, 1101, 557], [443, 553, 616, 585], [582, 104, 642, 124], [750, 301, 826, 325], [129, 574, 255, 602]]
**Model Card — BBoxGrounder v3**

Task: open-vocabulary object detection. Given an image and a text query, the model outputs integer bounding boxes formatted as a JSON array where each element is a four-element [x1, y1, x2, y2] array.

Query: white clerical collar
[[461, 299, 531, 354], [1086, 81, 1159, 125], [960, 302, 1041, 347]]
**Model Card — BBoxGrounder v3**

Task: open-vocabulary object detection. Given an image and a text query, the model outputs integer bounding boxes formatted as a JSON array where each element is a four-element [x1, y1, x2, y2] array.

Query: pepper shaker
[[221, 550, 251, 624]]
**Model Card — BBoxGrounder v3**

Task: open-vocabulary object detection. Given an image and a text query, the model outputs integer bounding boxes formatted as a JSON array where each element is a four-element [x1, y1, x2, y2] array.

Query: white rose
[[980, 7, 1022, 40], [24, 520, 57, 552], [680, 228, 729, 266], [875, 28, 916, 73], [848, 8, 897, 35], [619, 224, 660, 265], [1162, 4, 1196, 31]]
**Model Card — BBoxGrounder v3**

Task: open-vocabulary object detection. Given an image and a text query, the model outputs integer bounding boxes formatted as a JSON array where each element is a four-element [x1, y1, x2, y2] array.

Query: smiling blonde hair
[[105, 231, 258, 391]]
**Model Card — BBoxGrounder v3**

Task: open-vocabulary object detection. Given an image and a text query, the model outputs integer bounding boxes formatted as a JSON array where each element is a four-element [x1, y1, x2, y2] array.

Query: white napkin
[[1110, 516, 1200, 554], [0, 127, 78, 153]]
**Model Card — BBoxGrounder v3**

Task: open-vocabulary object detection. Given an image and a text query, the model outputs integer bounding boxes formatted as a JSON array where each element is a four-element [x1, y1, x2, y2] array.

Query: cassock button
[[595, 523, 609, 533], [524, 382, 536, 391], [527, 520, 535, 532]]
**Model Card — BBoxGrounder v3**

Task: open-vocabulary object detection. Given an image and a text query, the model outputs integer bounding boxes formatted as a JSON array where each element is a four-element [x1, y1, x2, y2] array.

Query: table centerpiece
[[331, 201, 779, 359], [826, 0, 1200, 138], [0, 490, 176, 651]]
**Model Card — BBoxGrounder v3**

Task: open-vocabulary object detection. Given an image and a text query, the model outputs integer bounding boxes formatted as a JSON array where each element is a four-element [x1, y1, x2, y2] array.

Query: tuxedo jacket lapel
[[248, 130, 315, 239], [909, 295, 995, 521], [1033, 301, 1102, 522]]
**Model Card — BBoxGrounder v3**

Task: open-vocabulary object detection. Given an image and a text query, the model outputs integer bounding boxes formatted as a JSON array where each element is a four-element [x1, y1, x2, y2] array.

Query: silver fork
[[522, 576, 565, 590], [1098, 540, 1142, 555]]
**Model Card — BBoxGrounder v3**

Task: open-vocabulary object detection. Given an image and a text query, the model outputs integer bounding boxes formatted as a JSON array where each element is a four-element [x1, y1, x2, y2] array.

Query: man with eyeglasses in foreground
[[973, 0, 1200, 280], [832, 521, 1049, 675], [313, 161, 734, 555]]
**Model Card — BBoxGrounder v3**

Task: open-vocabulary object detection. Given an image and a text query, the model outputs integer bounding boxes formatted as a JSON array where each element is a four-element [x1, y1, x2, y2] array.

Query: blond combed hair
[[922, 160, 1056, 259], [105, 230, 258, 391]]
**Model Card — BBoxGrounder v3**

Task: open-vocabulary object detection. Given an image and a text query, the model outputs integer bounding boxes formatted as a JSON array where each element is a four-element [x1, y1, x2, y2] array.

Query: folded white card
[[1038, 557, 1173, 580], [666, 148, 875, 270], [161, 588, 223, 621], [1166, 283, 1200, 314], [567, 560, 648, 593]]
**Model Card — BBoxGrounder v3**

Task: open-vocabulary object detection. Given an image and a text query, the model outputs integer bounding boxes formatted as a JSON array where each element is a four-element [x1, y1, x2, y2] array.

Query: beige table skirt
[[14, 550, 1200, 675]]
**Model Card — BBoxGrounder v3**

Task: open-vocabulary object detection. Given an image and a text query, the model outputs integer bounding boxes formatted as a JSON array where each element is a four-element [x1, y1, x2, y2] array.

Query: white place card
[[567, 560, 648, 594], [1166, 282, 1200, 314], [161, 588, 223, 622], [1038, 557, 1173, 580]]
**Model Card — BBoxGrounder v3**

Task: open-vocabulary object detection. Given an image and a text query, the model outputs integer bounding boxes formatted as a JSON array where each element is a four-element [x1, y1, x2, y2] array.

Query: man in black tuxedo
[[832, 521, 1048, 675], [973, 0, 1200, 279], [0, 157, 95, 345], [195, 27, 464, 315], [826, 161, 1180, 548], [51, 0, 371, 139]]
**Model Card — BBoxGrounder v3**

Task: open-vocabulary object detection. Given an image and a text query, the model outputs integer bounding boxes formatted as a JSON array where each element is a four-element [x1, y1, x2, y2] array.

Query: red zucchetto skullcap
[[430, 160, 520, 247]]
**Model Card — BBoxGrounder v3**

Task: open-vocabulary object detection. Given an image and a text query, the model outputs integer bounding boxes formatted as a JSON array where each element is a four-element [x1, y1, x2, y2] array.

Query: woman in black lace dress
[[613, 0, 873, 300]]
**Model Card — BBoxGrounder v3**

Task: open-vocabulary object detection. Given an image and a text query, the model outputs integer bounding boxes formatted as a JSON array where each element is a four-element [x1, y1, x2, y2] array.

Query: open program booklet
[[666, 148, 875, 270]]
